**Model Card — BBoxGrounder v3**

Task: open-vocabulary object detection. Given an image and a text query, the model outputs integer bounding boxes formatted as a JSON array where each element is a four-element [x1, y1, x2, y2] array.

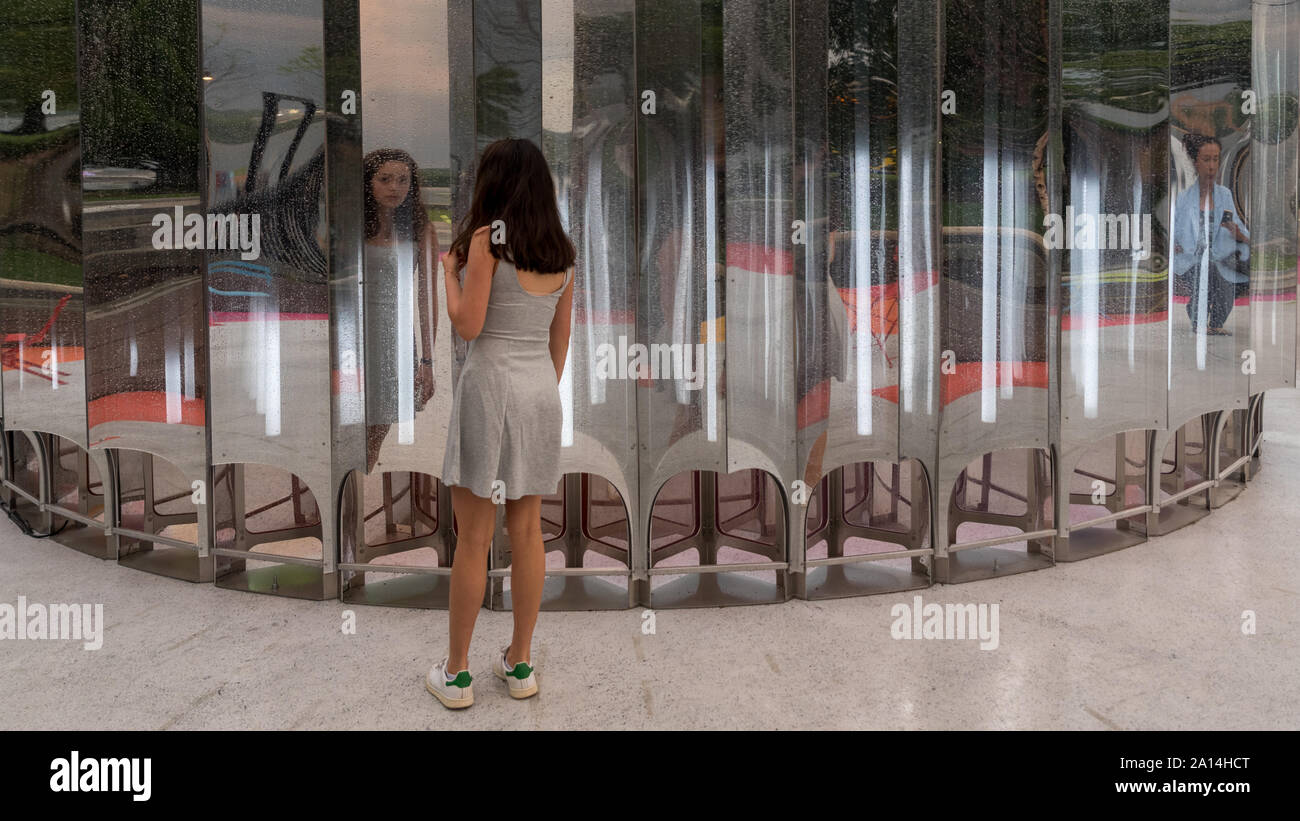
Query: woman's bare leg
[[503, 494, 544, 666], [446, 485, 496, 673]]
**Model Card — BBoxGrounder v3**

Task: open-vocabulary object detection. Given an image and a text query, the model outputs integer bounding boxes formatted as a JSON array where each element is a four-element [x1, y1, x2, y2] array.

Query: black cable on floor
[[0, 495, 71, 539]]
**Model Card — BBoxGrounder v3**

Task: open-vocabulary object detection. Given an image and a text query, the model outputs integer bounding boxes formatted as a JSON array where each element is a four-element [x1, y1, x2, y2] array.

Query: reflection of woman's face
[[372, 160, 411, 211], [1194, 142, 1220, 184]]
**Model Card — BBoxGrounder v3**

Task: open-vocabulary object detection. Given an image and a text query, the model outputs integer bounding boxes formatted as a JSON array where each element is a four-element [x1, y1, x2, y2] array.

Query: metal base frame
[[1054, 430, 1152, 563], [933, 449, 1055, 584], [213, 463, 334, 600], [1145, 414, 1216, 537], [634, 470, 789, 609], [800, 461, 932, 600]]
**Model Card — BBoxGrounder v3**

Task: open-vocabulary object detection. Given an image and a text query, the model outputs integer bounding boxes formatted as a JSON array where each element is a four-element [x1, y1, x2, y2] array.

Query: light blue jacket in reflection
[[1171, 182, 1250, 285]]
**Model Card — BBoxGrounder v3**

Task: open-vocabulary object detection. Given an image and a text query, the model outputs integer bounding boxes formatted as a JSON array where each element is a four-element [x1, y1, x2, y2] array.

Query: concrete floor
[[2, 392, 1299, 730]]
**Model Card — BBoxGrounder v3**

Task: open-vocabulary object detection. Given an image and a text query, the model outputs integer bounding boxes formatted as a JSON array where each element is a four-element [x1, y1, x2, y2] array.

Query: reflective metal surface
[[636, 0, 727, 592], [792, 0, 900, 493], [896, 0, 942, 469], [77, 0, 211, 565], [0, 0, 87, 448], [1055, 0, 1170, 558], [201, 0, 332, 578], [935, 0, 1054, 580], [1248, 0, 1299, 395], [337, 0, 454, 603], [3, 0, 1299, 607], [634, 0, 727, 483], [546, 0, 637, 587], [712, 0, 795, 602], [358, 0, 449, 478], [725, 0, 795, 493], [1060, 0, 1169, 446], [475, 0, 543, 148], [1166, 0, 1253, 427]]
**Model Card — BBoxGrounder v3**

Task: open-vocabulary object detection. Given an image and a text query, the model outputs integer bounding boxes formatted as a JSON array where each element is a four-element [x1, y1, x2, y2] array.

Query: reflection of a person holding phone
[[363, 148, 439, 472], [1172, 134, 1249, 336]]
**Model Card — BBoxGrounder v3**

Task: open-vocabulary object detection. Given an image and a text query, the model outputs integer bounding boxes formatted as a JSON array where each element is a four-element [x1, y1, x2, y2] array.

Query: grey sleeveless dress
[[441, 256, 571, 499]]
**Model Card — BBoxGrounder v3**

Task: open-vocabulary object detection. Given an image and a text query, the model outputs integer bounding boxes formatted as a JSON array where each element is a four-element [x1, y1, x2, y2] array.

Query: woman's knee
[[454, 521, 495, 553], [505, 505, 543, 542], [507, 516, 542, 543]]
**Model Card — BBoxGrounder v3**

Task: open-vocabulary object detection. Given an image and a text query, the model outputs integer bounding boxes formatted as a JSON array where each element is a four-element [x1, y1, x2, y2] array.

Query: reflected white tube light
[[165, 329, 181, 424], [980, 123, 999, 424], [397, 241, 414, 444], [854, 127, 872, 436], [1082, 175, 1101, 418]]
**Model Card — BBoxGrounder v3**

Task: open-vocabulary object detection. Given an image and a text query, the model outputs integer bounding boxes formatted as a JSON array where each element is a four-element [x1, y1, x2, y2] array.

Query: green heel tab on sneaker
[[447, 670, 473, 688], [507, 661, 533, 679]]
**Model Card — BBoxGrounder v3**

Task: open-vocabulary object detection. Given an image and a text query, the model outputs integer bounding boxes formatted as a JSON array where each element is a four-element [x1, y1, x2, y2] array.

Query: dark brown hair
[[449, 138, 576, 276], [1182, 133, 1221, 164]]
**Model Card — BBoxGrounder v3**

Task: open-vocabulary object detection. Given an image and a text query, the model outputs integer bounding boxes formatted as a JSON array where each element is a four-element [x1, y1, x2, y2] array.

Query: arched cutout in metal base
[[644, 469, 788, 609], [1210, 408, 1251, 508], [489, 473, 633, 612], [36, 434, 112, 558], [800, 460, 932, 600], [1054, 430, 1152, 563], [1, 429, 53, 535], [933, 448, 1055, 584], [112, 449, 213, 583], [1, 432, 114, 557], [1146, 413, 1217, 536], [1244, 393, 1265, 480], [212, 463, 332, 601], [338, 470, 455, 609]]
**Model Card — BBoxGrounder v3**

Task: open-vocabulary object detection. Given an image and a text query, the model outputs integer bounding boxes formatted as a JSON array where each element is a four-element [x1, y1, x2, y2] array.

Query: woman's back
[[442, 253, 572, 500], [472, 256, 571, 345]]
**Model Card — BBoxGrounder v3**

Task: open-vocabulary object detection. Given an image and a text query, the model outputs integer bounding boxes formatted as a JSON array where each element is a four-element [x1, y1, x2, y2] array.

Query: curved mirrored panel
[[896, 0, 942, 467], [1249, 0, 1299, 394], [939, 0, 1052, 462], [723, 0, 795, 487], [1167, 0, 1253, 426], [78, 0, 208, 480], [0, 0, 86, 446], [1060, 0, 1170, 447], [635, 0, 727, 508], [359, 0, 449, 476], [201, 0, 330, 490], [792, 0, 900, 492], [546, 1, 638, 524]]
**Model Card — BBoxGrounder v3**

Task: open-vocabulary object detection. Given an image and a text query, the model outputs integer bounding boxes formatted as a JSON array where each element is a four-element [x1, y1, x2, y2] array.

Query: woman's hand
[[441, 249, 459, 285]]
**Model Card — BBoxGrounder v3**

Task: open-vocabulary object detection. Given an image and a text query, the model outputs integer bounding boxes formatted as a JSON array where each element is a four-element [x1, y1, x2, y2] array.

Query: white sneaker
[[493, 645, 539, 699], [426, 656, 474, 709]]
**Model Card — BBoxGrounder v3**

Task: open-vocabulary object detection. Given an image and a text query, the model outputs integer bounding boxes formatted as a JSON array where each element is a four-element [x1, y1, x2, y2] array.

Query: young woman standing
[[426, 138, 576, 709]]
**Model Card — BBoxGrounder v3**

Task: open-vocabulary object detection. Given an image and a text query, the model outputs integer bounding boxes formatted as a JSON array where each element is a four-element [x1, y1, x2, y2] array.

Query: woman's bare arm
[[548, 268, 575, 383], [442, 226, 496, 341]]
